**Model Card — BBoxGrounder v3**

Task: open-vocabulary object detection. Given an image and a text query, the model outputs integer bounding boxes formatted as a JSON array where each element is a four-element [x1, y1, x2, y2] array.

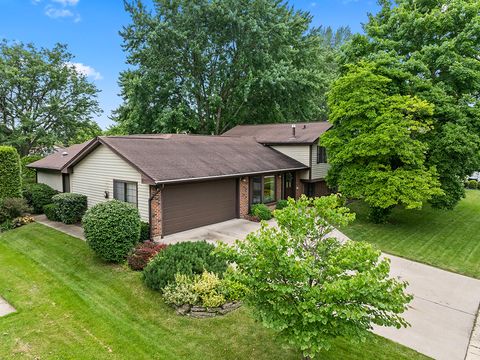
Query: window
[[251, 175, 276, 204], [113, 180, 137, 206], [317, 146, 327, 163]]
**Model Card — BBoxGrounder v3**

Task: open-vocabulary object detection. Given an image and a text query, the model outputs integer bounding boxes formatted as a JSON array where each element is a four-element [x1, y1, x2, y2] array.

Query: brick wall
[[295, 171, 304, 199], [239, 177, 249, 218], [150, 186, 162, 238]]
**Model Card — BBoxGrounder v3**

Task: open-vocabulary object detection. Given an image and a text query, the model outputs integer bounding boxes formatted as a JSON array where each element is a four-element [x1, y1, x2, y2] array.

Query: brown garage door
[[162, 178, 237, 235]]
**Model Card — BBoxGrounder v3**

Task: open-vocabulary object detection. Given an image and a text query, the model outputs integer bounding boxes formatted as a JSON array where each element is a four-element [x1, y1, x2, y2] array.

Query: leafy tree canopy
[[221, 195, 412, 358], [322, 60, 443, 222], [340, 0, 480, 209], [115, 0, 350, 135], [0, 41, 101, 156]]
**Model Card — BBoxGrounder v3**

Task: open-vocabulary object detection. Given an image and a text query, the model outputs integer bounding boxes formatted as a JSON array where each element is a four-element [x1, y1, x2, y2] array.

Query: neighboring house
[[28, 122, 331, 238], [469, 172, 480, 181]]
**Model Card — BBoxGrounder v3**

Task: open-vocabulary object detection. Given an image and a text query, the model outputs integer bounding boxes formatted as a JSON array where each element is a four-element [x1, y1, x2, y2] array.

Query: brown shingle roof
[[96, 134, 307, 183], [27, 140, 93, 171], [222, 121, 332, 144]]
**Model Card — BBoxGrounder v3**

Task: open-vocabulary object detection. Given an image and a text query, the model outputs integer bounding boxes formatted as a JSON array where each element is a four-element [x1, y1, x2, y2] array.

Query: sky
[[0, 0, 379, 129]]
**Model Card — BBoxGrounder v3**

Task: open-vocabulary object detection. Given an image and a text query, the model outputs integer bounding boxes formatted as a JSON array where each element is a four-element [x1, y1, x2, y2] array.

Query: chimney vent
[[62, 151, 68, 157], [292, 124, 296, 137]]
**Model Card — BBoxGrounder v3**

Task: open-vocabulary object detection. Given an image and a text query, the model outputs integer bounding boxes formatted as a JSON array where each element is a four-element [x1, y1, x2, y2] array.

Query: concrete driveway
[[162, 219, 480, 360]]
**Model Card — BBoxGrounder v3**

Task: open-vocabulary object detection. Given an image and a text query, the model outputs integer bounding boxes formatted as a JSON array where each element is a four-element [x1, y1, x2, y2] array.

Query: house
[[28, 122, 331, 238]]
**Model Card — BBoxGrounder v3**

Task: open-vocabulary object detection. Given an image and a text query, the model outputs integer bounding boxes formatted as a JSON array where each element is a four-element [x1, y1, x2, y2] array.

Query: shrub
[[23, 183, 58, 214], [21, 155, 42, 184], [250, 203, 272, 220], [0, 198, 31, 222], [275, 199, 288, 210], [127, 241, 168, 271], [83, 200, 141, 263], [467, 180, 478, 189], [52, 193, 87, 224], [43, 203, 61, 222], [0, 146, 22, 200], [162, 274, 199, 307], [11, 216, 35, 228], [140, 221, 150, 241], [143, 241, 227, 291]]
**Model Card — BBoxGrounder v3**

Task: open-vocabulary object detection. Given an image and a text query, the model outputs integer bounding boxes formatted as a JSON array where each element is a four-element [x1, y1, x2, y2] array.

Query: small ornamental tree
[[0, 146, 22, 200], [222, 195, 412, 359]]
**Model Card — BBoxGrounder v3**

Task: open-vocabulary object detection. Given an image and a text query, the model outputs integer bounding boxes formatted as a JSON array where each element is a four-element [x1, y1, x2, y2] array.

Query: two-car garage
[[161, 178, 238, 235]]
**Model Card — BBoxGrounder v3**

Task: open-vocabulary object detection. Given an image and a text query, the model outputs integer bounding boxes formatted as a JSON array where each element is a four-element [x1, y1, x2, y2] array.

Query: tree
[[0, 41, 101, 156], [322, 61, 443, 222], [0, 146, 21, 200], [222, 195, 412, 359], [340, 0, 480, 209], [115, 0, 348, 135]]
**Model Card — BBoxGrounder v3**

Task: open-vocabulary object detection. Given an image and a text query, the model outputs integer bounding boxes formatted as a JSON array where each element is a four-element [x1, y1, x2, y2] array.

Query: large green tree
[[115, 0, 349, 135], [222, 195, 411, 359], [0, 41, 101, 156], [340, 0, 480, 209], [322, 61, 443, 222]]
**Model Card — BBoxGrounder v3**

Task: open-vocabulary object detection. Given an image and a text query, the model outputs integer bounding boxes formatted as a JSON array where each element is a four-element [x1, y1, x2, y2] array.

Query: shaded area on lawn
[[343, 190, 480, 279], [0, 223, 428, 359]]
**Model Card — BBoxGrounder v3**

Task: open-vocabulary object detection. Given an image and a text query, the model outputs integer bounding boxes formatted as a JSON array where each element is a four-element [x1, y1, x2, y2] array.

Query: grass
[[0, 223, 428, 360], [343, 190, 480, 279]]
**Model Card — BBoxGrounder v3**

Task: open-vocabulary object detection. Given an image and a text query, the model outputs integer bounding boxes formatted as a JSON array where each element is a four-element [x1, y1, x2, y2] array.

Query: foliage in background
[[83, 200, 141, 263], [340, 0, 480, 210], [322, 61, 443, 222], [114, 0, 350, 135], [275, 199, 288, 210], [221, 195, 412, 358], [23, 183, 58, 214], [20, 155, 42, 184], [143, 241, 227, 291], [250, 203, 272, 221], [52, 193, 87, 224], [0, 146, 21, 200], [0, 41, 101, 156], [127, 241, 167, 271]]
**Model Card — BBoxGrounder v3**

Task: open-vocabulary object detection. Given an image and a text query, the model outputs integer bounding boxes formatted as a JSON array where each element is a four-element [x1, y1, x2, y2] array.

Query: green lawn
[[343, 190, 480, 279], [0, 224, 428, 360]]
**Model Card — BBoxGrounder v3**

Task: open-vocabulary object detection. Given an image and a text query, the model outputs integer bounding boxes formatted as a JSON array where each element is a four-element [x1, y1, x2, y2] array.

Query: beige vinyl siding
[[70, 144, 150, 221], [37, 170, 63, 192], [271, 145, 310, 180], [310, 142, 330, 180]]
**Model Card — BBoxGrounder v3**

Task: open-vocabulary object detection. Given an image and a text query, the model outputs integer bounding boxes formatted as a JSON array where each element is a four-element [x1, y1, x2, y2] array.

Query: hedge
[[23, 183, 58, 214], [83, 200, 141, 262], [43, 203, 61, 222], [0, 146, 22, 200], [52, 193, 87, 224]]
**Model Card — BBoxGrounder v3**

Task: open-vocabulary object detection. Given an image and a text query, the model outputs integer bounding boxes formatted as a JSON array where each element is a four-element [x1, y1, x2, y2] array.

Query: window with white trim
[[113, 180, 138, 206]]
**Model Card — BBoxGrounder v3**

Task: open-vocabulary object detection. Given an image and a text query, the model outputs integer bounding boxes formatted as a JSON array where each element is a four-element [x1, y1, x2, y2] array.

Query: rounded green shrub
[[43, 203, 61, 221], [23, 183, 58, 214], [52, 193, 87, 224], [140, 221, 150, 241], [467, 180, 478, 189], [0, 146, 22, 200], [143, 241, 227, 291], [275, 199, 288, 210], [250, 203, 272, 220], [0, 197, 31, 223], [83, 200, 141, 262]]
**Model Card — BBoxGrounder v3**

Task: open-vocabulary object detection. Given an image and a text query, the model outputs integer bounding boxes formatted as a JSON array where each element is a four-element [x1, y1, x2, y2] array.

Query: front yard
[[344, 190, 480, 279], [0, 223, 427, 359]]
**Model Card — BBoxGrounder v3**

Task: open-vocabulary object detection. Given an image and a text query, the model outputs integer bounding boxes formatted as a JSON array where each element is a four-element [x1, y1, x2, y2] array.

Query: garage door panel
[[163, 179, 237, 235]]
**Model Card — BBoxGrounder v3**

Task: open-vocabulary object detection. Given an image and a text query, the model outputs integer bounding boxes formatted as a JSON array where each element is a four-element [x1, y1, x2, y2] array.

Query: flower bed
[[175, 301, 242, 318]]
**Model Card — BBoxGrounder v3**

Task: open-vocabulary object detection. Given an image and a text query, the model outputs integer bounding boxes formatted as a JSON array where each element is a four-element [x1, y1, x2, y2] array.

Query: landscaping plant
[[43, 203, 61, 222], [222, 195, 412, 359], [275, 199, 288, 210], [250, 204, 272, 221], [140, 221, 150, 241], [83, 200, 141, 263], [127, 241, 167, 271], [143, 241, 227, 291], [467, 180, 478, 190], [0, 198, 31, 222], [23, 183, 58, 214], [52, 193, 87, 224], [0, 146, 22, 200]]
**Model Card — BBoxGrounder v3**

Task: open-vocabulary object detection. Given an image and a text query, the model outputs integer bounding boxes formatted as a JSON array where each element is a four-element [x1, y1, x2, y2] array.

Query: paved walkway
[[0, 297, 15, 317], [163, 219, 480, 360], [34, 215, 85, 240], [467, 310, 480, 360]]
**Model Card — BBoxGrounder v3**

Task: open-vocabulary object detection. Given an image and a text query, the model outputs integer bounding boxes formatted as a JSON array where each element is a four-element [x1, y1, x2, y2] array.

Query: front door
[[283, 172, 295, 200]]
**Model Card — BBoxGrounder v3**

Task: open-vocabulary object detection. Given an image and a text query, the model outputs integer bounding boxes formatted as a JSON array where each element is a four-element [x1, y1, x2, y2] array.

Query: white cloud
[[66, 62, 103, 81], [45, 6, 73, 18], [310, 2, 317, 7], [52, 0, 79, 6]]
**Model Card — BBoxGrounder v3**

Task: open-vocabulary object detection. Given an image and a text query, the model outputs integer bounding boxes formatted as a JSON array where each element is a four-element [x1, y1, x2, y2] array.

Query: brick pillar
[[276, 174, 282, 201], [295, 171, 303, 199], [239, 176, 249, 218], [150, 186, 162, 238]]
